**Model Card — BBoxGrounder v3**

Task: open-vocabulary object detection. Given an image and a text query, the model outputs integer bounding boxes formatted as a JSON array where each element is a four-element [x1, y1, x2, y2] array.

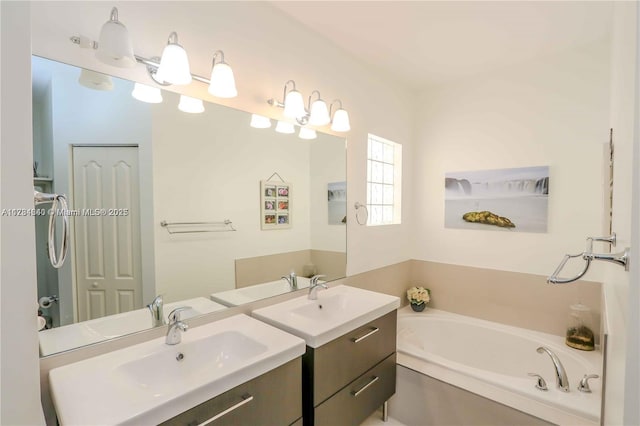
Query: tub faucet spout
[[536, 346, 570, 392]]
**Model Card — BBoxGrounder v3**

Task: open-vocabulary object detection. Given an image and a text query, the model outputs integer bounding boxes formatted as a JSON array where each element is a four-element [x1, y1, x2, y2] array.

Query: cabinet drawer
[[307, 310, 396, 406], [315, 353, 396, 426], [160, 358, 301, 426]]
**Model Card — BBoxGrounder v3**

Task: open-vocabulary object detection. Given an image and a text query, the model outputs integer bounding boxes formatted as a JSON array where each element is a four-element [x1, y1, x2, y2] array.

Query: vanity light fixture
[[275, 121, 295, 134], [298, 127, 317, 140], [71, 6, 239, 98], [330, 100, 351, 132], [156, 32, 192, 85], [208, 51, 238, 98], [268, 81, 349, 132], [178, 95, 205, 113], [78, 69, 114, 91], [131, 83, 163, 103], [250, 114, 272, 129], [267, 80, 306, 119], [307, 91, 330, 126], [95, 7, 136, 68]]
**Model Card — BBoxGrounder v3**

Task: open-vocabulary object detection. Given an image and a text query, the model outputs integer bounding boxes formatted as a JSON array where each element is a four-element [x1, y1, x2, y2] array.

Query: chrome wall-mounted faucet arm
[[548, 233, 630, 284], [536, 346, 570, 392]]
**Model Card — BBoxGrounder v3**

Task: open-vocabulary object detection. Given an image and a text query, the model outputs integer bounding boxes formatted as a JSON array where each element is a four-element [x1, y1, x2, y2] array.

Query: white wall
[[310, 135, 347, 252], [602, 2, 640, 424], [0, 2, 46, 424], [412, 38, 612, 279], [152, 92, 345, 300]]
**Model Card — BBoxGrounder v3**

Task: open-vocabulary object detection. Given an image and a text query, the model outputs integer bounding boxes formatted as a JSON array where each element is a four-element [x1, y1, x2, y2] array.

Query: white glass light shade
[[157, 43, 192, 85], [250, 114, 272, 129], [308, 99, 330, 126], [275, 121, 295, 134], [208, 62, 237, 98], [331, 108, 351, 132], [96, 9, 136, 68], [78, 69, 114, 91], [178, 95, 204, 113], [131, 83, 163, 103], [283, 90, 306, 119], [299, 127, 317, 140]]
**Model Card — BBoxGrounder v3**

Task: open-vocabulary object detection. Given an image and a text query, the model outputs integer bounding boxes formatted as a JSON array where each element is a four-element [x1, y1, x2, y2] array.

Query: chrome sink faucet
[[536, 346, 570, 392], [166, 307, 190, 345], [281, 272, 298, 290], [147, 295, 165, 327], [308, 275, 327, 300]]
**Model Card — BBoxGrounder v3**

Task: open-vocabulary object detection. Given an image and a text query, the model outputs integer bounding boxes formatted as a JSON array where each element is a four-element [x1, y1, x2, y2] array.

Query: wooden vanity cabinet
[[160, 358, 302, 426], [302, 310, 397, 426]]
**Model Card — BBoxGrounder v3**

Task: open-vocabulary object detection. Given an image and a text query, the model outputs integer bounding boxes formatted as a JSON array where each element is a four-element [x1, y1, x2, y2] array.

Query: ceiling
[[271, 1, 614, 89]]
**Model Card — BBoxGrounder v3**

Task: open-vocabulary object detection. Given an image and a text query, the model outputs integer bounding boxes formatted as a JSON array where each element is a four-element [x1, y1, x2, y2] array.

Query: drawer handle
[[351, 327, 379, 343], [197, 394, 254, 426], [351, 376, 379, 397]]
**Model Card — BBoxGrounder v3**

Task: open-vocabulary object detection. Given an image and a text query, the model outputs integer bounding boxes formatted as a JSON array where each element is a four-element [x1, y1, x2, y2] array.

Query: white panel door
[[73, 146, 142, 321]]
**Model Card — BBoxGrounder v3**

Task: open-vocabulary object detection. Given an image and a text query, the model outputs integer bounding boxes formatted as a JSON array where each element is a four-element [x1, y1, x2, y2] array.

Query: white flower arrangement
[[407, 286, 431, 305]]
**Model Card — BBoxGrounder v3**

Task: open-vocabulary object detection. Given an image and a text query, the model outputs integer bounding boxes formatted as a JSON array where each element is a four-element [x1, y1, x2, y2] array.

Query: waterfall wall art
[[444, 166, 549, 233]]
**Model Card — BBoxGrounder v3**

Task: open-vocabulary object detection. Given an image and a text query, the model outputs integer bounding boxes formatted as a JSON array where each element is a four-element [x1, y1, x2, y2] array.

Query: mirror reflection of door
[[72, 146, 142, 321]]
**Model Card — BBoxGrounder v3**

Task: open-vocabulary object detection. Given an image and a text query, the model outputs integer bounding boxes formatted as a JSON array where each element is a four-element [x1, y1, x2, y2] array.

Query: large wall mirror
[[33, 56, 347, 357]]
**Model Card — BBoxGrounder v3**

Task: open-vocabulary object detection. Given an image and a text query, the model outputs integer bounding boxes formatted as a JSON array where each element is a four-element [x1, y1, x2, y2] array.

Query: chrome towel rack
[[34, 190, 70, 269], [160, 220, 236, 234], [354, 202, 368, 226], [547, 233, 629, 284]]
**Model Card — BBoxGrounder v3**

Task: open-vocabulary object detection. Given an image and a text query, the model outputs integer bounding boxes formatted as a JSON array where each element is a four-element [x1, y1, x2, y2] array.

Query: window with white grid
[[366, 134, 402, 226]]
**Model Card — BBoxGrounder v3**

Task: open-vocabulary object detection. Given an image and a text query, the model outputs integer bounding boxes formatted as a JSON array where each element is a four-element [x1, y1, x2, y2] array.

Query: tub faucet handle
[[528, 373, 548, 391], [577, 374, 599, 393]]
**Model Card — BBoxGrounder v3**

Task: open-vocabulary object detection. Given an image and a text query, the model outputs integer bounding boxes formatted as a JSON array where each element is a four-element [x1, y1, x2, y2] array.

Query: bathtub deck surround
[[395, 307, 602, 425]]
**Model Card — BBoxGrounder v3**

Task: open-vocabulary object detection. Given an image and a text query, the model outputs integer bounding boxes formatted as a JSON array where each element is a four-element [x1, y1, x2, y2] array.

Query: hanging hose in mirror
[[34, 190, 70, 269]]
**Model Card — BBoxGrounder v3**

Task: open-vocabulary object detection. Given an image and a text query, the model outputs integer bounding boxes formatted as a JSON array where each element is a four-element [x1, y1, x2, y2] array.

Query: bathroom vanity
[[304, 310, 397, 426], [252, 285, 400, 426], [160, 358, 302, 426], [48, 315, 305, 425]]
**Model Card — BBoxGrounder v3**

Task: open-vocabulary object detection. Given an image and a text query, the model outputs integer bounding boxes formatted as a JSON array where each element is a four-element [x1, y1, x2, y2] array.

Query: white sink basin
[[252, 285, 400, 348], [39, 297, 227, 356], [116, 331, 268, 395], [49, 314, 305, 425], [210, 277, 312, 306]]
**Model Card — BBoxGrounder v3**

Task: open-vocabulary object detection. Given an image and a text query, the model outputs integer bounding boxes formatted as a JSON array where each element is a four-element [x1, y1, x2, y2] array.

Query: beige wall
[[342, 260, 600, 339]]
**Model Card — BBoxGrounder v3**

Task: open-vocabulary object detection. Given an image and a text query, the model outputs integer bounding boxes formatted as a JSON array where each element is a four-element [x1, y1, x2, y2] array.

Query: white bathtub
[[396, 307, 603, 425]]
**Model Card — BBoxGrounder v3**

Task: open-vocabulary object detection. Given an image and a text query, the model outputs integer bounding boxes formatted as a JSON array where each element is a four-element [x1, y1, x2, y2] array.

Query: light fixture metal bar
[[70, 36, 212, 85], [133, 54, 211, 84]]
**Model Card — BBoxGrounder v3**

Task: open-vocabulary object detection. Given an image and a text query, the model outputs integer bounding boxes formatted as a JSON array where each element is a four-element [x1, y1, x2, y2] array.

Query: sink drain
[[176, 353, 185, 361]]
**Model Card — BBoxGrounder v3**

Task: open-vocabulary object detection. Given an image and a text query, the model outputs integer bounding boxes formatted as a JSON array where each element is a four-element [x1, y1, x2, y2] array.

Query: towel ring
[[354, 202, 368, 226]]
